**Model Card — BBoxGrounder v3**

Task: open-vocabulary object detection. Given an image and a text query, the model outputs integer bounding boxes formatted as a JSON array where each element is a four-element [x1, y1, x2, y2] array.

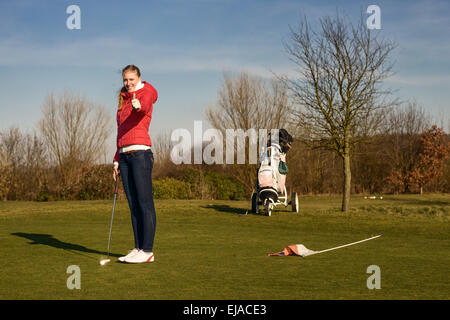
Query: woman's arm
[[132, 85, 157, 114]]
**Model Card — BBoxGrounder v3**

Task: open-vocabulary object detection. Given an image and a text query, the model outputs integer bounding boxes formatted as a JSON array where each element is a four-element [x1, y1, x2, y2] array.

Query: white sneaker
[[118, 248, 140, 262], [124, 250, 154, 264]]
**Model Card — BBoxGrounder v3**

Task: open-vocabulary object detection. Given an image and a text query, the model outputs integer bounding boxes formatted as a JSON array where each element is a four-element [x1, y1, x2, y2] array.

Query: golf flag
[[268, 235, 381, 258], [268, 244, 315, 257]]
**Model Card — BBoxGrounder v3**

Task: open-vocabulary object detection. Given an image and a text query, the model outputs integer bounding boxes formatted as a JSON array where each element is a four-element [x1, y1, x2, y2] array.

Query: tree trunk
[[342, 152, 351, 212]]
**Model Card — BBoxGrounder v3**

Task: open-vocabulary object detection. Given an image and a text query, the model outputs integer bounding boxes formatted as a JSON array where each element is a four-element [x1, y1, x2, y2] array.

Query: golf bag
[[252, 129, 297, 216], [257, 129, 293, 196]]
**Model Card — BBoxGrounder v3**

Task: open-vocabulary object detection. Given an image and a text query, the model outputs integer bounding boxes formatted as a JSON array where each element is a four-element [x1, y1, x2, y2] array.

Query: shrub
[[152, 178, 191, 199], [78, 164, 115, 200], [175, 168, 245, 200], [203, 171, 245, 200]]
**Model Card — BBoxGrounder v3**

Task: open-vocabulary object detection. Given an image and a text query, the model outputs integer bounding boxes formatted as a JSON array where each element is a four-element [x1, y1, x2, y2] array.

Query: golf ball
[[100, 260, 105, 265]]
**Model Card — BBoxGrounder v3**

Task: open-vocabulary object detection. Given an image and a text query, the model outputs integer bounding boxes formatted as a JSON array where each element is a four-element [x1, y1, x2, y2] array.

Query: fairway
[[0, 194, 449, 300]]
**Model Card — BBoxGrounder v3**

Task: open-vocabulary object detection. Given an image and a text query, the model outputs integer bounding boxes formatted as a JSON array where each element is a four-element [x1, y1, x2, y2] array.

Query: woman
[[113, 64, 158, 264]]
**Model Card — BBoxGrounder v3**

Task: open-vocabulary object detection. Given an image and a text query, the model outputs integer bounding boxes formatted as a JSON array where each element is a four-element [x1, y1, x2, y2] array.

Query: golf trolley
[[251, 129, 299, 216]]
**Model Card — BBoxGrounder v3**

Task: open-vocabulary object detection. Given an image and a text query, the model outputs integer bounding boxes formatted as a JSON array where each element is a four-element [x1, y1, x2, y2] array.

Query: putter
[[100, 174, 120, 265]]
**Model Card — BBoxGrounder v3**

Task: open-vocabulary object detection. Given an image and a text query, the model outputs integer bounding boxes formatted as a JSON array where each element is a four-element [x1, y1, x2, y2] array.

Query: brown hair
[[117, 65, 141, 109]]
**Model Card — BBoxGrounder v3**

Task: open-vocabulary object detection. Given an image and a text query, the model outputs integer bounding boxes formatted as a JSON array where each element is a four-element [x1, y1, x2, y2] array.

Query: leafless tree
[[0, 126, 48, 200], [281, 14, 398, 211], [38, 91, 112, 184], [207, 72, 292, 132], [0, 127, 20, 200], [205, 71, 293, 194], [0, 127, 24, 165], [153, 130, 173, 165], [152, 129, 179, 178], [383, 101, 432, 193]]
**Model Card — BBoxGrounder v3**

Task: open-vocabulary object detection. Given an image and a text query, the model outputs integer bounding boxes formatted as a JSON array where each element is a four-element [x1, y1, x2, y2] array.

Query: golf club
[[100, 174, 120, 265]]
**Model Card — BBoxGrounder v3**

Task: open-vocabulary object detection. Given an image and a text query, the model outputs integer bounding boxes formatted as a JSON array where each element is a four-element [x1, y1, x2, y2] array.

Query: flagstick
[[308, 235, 382, 256]]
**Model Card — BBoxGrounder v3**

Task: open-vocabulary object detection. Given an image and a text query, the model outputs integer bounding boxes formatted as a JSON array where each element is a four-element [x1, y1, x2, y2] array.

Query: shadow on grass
[[11, 232, 121, 259], [203, 204, 248, 215], [203, 204, 294, 216], [386, 197, 450, 207]]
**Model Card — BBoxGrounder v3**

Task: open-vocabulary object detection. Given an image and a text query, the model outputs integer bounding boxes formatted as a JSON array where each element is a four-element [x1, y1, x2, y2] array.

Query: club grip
[[114, 174, 120, 194]]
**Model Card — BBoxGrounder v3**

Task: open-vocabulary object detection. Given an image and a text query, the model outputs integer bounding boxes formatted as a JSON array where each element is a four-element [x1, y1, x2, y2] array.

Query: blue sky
[[1, 0, 449, 159]]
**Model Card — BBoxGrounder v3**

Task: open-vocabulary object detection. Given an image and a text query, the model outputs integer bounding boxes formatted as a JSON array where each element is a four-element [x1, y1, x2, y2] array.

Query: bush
[[0, 161, 246, 201], [202, 171, 245, 200], [152, 178, 191, 199], [152, 168, 245, 200], [174, 168, 245, 200], [78, 165, 115, 200]]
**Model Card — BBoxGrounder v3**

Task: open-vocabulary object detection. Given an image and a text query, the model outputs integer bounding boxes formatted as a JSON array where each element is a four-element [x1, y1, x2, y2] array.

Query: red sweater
[[113, 81, 158, 163]]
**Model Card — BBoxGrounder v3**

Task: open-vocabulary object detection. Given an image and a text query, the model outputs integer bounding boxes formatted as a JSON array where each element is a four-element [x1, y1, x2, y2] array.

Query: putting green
[[0, 195, 449, 299]]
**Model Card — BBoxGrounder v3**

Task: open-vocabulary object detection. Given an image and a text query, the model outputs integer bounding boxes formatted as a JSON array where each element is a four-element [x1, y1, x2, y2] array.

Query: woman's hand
[[132, 93, 141, 110], [113, 163, 119, 181]]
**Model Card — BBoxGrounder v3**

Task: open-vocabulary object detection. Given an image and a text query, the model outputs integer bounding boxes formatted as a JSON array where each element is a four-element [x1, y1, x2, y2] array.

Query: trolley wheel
[[291, 192, 299, 212], [264, 201, 273, 216]]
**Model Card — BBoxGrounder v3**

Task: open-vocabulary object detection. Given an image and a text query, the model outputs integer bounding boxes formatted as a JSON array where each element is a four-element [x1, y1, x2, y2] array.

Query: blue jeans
[[119, 149, 156, 252]]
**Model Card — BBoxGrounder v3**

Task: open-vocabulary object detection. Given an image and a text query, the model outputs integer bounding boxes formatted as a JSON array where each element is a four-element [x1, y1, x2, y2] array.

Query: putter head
[[99, 259, 111, 265]]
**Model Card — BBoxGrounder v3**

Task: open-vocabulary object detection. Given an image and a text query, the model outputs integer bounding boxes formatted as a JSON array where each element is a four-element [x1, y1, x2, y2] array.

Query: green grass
[[0, 194, 449, 300]]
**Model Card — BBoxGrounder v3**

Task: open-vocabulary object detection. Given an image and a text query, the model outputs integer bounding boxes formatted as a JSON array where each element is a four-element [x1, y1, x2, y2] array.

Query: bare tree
[[384, 102, 432, 193], [153, 130, 173, 166], [39, 91, 112, 184], [0, 127, 24, 165], [0, 127, 20, 200], [207, 72, 292, 132], [152, 129, 179, 178], [0, 126, 48, 200], [205, 71, 293, 194], [282, 14, 397, 211]]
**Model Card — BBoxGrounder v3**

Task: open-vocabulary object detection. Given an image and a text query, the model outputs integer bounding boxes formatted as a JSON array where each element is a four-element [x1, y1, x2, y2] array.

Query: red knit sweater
[[113, 81, 158, 163]]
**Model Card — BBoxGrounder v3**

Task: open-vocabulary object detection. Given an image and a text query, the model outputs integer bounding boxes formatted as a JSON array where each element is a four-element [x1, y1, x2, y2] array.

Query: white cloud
[[0, 35, 297, 79], [387, 74, 450, 86], [0, 36, 137, 67]]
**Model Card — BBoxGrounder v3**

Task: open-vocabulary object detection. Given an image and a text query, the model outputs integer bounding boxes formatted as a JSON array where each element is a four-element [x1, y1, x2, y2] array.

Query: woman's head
[[118, 65, 141, 109], [122, 64, 142, 92]]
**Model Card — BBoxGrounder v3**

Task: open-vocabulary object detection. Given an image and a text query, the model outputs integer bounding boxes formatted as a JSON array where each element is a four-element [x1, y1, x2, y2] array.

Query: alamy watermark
[[66, 5, 81, 30], [66, 265, 81, 290], [367, 5, 381, 30], [170, 121, 281, 165], [366, 265, 381, 289]]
